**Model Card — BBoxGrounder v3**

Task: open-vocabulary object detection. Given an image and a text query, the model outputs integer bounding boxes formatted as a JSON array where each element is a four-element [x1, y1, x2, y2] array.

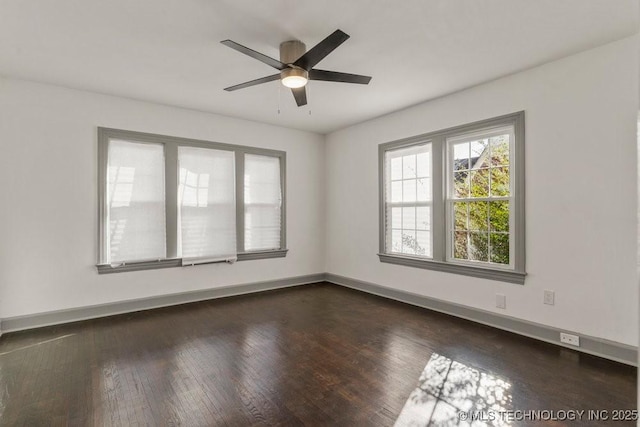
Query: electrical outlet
[[560, 332, 580, 346], [544, 290, 555, 305], [496, 294, 506, 309]]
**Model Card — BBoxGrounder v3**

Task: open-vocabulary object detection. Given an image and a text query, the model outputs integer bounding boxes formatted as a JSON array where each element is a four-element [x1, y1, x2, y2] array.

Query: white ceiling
[[0, 1, 637, 134]]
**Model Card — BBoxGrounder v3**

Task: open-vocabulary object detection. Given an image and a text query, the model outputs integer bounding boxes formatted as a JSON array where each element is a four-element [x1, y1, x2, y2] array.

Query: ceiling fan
[[221, 29, 372, 107]]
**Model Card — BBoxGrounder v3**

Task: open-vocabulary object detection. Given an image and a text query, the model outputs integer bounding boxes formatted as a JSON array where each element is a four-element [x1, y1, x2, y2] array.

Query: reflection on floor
[[395, 353, 512, 426]]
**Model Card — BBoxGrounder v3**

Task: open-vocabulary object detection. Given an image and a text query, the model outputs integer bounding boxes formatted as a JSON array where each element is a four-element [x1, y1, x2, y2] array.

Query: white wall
[[326, 36, 639, 346], [0, 78, 325, 318]]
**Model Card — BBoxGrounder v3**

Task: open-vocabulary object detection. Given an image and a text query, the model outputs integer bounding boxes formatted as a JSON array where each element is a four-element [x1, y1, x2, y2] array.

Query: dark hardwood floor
[[0, 282, 635, 426]]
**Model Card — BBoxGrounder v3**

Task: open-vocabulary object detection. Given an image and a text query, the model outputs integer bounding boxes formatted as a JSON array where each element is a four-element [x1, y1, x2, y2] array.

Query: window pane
[[402, 230, 416, 255], [490, 233, 510, 265], [416, 207, 430, 231], [490, 134, 510, 166], [392, 230, 402, 253], [245, 154, 282, 251], [470, 169, 489, 197], [391, 156, 402, 180], [245, 205, 280, 250], [468, 201, 488, 231], [469, 232, 489, 262], [489, 201, 509, 232], [178, 146, 236, 259], [416, 231, 431, 257], [453, 231, 468, 260], [417, 152, 430, 178], [491, 167, 510, 196], [417, 177, 431, 201], [403, 154, 417, 179], [403, 179, 416, 203], [470, 139, 489, 167], [245, 155, 280, 205], [453, 202, 467, 230], [402, 207, 416, 230], [453, 142, 469, 171], [391, 181, 402, 203], [107, 140, 166, 263], [391, 207, 402, 229], [453, 172, 469, 198]]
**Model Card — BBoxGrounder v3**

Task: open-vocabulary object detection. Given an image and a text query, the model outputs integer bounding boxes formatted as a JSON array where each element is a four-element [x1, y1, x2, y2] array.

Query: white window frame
[[97, 127, 287, 274], [378, 112, 525, 284], [384, 143, 433, 258], [445, 126, 515, 270]]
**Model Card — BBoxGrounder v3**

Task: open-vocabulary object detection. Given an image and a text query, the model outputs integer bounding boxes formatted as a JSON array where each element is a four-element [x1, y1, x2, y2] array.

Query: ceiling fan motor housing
[[280, 40, 308, 84], [280, 40, 306, 64]]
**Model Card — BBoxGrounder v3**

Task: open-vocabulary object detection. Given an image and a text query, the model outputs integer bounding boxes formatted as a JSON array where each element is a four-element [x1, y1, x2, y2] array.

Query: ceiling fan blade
[[309, 69, 372, 85], [291, 87, 307, 107], [224, 74, 281, 91], [221, 40, 287, 70], [293, 30, 350, 71]]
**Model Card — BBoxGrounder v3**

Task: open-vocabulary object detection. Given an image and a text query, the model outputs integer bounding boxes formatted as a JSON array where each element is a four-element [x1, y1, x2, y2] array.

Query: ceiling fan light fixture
[[281, 67, 308, 88]]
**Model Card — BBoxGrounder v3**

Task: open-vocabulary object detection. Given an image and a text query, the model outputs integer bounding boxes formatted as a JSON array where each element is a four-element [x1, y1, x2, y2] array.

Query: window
[[178, 146, 236, 263], [106, 140, 166, 263], [384, 144, 432, 257], [379, 112, 525, 284], [97, 128, 286, 273], [244, 154, 283, 251], [447, 127, 513, 267]]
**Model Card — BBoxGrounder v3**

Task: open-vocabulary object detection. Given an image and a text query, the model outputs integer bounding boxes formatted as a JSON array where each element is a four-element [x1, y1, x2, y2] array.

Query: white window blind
[[98, 127, 288, 273], [178, 146, 237, 264], [384, 143, 432, 257], [107, 140, 166, 263], [244, 154, 282, 251]]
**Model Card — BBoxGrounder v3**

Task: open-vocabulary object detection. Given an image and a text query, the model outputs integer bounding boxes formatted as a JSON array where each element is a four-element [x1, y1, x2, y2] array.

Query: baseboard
[[325, 273, 637, 367], [0, 273, 325, 334], [2, 272, 636, 366]]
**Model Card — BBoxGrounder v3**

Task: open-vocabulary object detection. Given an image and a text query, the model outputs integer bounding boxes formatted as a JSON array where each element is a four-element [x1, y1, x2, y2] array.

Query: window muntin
[[106, 140, 166, 263], [384, 143, 432, 257], [446, 127, 515, 269]]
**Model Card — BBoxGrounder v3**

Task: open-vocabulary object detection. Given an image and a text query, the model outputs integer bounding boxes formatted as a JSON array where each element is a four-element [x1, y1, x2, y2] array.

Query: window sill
[[377, 253, 525, 285], [97, 249, 288, 274], [237, 249, 288, 261]]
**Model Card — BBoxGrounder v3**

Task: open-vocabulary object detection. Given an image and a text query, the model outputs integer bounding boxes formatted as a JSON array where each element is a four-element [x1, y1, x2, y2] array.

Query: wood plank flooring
[[0, 282, 636, 426]]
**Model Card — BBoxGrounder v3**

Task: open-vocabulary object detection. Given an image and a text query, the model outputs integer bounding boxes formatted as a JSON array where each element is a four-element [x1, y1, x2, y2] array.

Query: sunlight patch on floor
[[394, 353, 512, 426]]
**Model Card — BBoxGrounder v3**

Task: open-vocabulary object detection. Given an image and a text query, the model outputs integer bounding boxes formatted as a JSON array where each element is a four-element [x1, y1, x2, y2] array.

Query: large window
[[98, 128, 286, 273], [379, 112, 525, 284]]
